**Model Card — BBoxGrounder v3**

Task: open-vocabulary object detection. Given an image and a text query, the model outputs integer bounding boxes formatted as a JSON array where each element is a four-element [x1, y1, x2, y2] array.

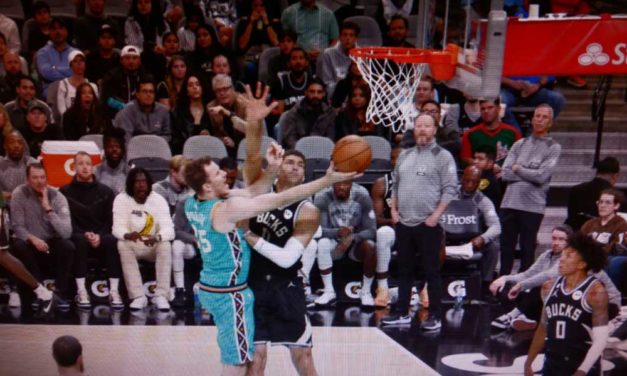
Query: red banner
[[503, 15, 627, 76]]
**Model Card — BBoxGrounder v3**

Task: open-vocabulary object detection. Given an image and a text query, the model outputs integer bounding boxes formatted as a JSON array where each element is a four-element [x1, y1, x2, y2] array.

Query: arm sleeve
[[478, 196, 501, 243], [503, 251, 549, 284], [160, 110, 172, 142], [9, 188, 31, 241], [36, 49, 63, 83], [48, 192, 73, 239], [56, 80, 68, 116], [112, 109, 132, 143], [515, 144, 562, 185], [111, 195, 129, 240], [102, 189, 114, 235], [319, 52, 335, 96], [577, 326, 609, 373], [353, 193, 376, 243], [253, 237, 304, 268]]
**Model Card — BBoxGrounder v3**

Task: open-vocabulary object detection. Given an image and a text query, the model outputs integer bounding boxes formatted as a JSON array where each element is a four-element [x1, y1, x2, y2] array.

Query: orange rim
[[350, 47, 456, 64]]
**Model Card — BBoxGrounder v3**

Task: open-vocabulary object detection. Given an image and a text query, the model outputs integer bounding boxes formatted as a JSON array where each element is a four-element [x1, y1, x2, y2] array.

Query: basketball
[[331, 135, 372, 173]]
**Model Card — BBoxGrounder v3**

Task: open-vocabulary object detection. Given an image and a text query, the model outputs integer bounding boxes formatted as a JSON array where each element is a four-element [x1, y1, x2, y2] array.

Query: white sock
[[76, 278, 87, 292], [362, 275, 374, 295], [173, 270, 185, 289], [321, 273, 334, 293], [34, 284, 52, 300], [109, 278, 119, 293], [377, 278, 388, 290], [300, 240, 317, 280]]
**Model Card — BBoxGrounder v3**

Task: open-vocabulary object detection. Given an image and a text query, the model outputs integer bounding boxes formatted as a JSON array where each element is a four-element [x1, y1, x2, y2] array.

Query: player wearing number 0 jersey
[[525, 233, 609, 376], [244, 150, 320, 376]]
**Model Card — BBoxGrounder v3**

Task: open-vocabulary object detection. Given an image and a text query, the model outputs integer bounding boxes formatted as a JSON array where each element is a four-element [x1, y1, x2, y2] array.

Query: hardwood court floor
[[0, 324, 437, 376]]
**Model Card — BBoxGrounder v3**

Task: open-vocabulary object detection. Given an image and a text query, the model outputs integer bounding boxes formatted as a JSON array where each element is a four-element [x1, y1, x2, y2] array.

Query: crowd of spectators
[[0, 1, 624, 333]]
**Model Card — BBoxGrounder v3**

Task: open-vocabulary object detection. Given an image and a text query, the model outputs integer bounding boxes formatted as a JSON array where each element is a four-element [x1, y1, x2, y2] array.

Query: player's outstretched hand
[[324, 162, 361, 184], [265, 142, 284, 172], [242, 82, 278, 123]]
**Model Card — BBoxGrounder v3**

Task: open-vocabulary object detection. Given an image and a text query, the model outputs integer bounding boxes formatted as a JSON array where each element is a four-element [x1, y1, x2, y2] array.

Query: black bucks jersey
[[382, 172, 394, 221], [249, 199, 309, 282], [544, 275, 597, 360]]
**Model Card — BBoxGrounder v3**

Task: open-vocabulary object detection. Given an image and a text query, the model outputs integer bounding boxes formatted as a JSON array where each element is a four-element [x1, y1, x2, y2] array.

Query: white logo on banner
[[578, 43, 610, 66]]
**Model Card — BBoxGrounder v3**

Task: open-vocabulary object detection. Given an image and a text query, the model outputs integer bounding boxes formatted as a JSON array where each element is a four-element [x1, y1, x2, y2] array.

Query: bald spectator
[[4, 76, 52, 131], [35, 17, 77, 96], [0, 53, 26, 103], [52, 336, 84, 375], [0, 33, 27, 78], [0, 131, 36, 203]]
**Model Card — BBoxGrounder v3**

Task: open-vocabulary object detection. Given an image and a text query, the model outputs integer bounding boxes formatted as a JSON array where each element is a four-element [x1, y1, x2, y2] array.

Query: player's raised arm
[[213, 164, 358, 233], [240, 83, 278, 188]]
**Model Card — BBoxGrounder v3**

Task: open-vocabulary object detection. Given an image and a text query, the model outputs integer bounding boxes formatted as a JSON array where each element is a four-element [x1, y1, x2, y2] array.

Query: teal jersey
[[184, 196, 251, 287]]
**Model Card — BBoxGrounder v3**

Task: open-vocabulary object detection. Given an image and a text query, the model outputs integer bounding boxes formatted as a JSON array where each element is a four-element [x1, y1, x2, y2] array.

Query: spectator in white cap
[[100, 45, 146, 120], [56, 50, 99, 117]]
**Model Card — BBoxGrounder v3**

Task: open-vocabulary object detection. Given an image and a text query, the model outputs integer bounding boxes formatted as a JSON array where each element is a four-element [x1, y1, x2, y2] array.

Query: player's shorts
[[543, 351, 600, 376], [251, 275, 312, 348], [198, 284, 255, 365]]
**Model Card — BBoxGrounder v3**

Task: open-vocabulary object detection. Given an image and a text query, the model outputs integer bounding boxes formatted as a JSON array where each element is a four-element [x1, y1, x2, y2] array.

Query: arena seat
[[236, 136, 274, 164], [79, 134, 104, 151], [344, 16, 383, 47], [127, 135, 172, 181], [363, 135, 391, 161], [295, 136, 335, 159], [46, 81, 62, 125], [182, 135, 228, 161], [257, 47, 280, 84]]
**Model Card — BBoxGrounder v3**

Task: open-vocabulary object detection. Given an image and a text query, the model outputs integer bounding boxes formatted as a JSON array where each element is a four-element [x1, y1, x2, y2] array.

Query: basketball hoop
[[350, 46, 457, 133]]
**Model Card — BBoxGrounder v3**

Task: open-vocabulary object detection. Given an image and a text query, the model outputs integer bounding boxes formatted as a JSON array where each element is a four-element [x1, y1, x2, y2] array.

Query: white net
[[352, 52, 427, 133]]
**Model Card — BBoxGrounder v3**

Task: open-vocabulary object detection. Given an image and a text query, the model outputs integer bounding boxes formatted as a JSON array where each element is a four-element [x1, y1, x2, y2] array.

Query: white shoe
[[152, 295, 171, 311], [360, 292, 375, 307], [314, 291, 337, 306], [129, 296, 148, 310], [109, 290, 124, 309], [75, 290, 91, 309], [8, 291, 21, 308]]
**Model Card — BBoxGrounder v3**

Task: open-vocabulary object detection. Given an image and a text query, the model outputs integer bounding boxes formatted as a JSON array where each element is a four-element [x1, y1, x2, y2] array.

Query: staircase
[[536, 75, 627, 250]]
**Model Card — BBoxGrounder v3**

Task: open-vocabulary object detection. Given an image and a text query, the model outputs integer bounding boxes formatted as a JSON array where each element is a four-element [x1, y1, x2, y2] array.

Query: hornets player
[[243, 150, 320, 376], [524, 233, 609, 376], [183, 82, 358, 376]]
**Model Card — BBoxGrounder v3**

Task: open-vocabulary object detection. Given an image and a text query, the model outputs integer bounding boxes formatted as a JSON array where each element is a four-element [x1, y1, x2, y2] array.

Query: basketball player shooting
[[524, 233, 609, 376], [183, 85, 359, 376], [243, 149, 320, 376]]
